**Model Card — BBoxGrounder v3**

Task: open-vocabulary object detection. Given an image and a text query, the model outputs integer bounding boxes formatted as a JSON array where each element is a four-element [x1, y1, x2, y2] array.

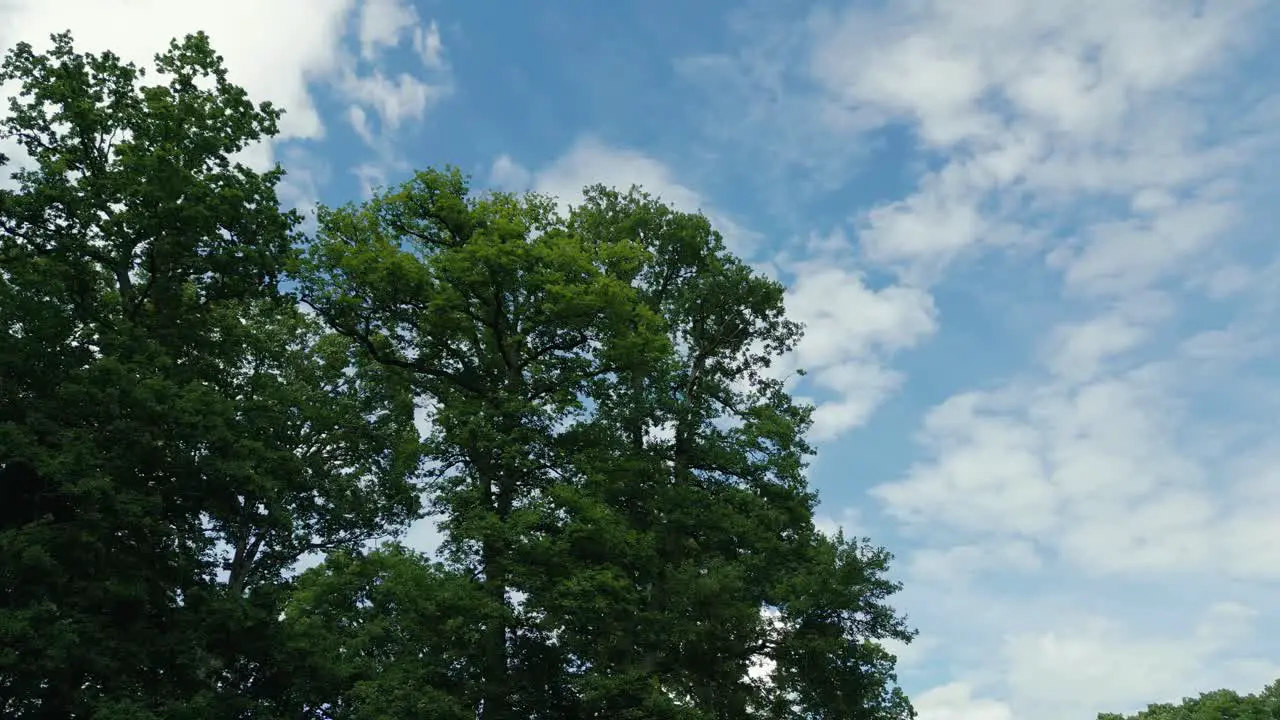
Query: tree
[[1098, 680, 1280, 720], [294, 171, 916, 719], [550, 186, 914, 719], [0, 32, 423, 717], [281, 543, 486, 719], [295, 171, 657, 719]]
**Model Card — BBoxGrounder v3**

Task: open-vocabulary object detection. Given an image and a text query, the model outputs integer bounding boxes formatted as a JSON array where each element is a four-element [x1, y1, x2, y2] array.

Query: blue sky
[[4, 1, 1280, 718]]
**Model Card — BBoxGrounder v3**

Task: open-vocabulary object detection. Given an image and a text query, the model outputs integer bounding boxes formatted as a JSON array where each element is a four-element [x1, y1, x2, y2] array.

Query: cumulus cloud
[[491, 137, 761, 253], [995, 603, 1280, 720], [906, 540, 1042, 587], [913, 683, 1015, 720], [337, 0, 451, 194], [812, 505, 864, 540], [0, 0, 358, 137], [0, 0, 353, 185], [778, 260, 937, 439], [897, 591, 1280, 720], [0, 0, 452, 202]]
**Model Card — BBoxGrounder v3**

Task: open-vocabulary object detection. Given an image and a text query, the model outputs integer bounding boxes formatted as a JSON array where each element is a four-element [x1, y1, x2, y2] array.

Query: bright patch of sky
[[4, 1, 1279, 718]]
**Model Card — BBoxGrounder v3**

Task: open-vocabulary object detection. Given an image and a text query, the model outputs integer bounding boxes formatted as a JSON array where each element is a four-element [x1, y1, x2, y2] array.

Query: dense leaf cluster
[[0, 32, 918, 719], [1099, 680, 1280, 720]]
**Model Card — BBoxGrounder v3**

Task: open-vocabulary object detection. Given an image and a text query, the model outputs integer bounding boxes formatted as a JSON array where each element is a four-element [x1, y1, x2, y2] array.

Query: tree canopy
[[291, 170, 917, 718], [0, 30, 917, 719], [1098, 680, 1280, 720], [0, 31, 422, 717]]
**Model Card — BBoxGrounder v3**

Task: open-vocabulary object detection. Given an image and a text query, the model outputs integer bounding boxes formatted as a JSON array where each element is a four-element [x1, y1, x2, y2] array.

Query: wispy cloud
[[339, 0, 452, 194]]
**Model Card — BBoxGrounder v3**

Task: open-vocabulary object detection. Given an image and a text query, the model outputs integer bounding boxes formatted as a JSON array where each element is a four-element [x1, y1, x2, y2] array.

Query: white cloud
[[340, 0, 450, 141], [275, 144, 332, 232], [1039, 294, 1171, 382], [1049, 194, 1243, 298], [1, 0, 354, 149], [347, 104, 375, 146], [895, 592, 1280, 720], [785, 265, 937, 366], [496, 137, 762, 253], [998, 603, 1279, 720], [333, 0, 451, 190], [779, 261, 937, 439], [353, 0, 445, 70], [873, 350, 1280, 583], [489, 153, 533, 192], [335, 64, 448, 139], [0, 0, 453, 205], [414, 20, 445, 70], [356, 0, 417, 61], [879, 633, 937, 672], [812, 505, 863, 540], [801, 0, 1269, 290], [856, 161, 996, 281], [907, 540, 1042, 587], [913, 683, 1014, 720]]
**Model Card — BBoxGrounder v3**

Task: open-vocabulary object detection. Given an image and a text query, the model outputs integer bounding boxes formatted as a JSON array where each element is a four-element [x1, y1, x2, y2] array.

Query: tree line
[[1102, 682, 1280, 720], [0, 32, 915, 719]]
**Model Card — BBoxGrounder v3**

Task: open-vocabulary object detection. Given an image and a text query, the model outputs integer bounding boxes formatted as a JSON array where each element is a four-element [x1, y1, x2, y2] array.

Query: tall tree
[[0, 32, 422, 717], [295, 172, 916, 719], [295, 170, 658, 719], [541, 186, 914, 719]]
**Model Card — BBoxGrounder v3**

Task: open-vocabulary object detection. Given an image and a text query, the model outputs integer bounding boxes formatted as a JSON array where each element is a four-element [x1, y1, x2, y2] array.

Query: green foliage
[[0, 32, 421, 716], [283, 544, 487, 719], [1099, 681, 1280, 720], [295, 169, 669, 719]]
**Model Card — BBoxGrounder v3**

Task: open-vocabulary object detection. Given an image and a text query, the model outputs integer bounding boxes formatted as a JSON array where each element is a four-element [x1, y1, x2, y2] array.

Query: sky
[[3, 1, 1279, 718]]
